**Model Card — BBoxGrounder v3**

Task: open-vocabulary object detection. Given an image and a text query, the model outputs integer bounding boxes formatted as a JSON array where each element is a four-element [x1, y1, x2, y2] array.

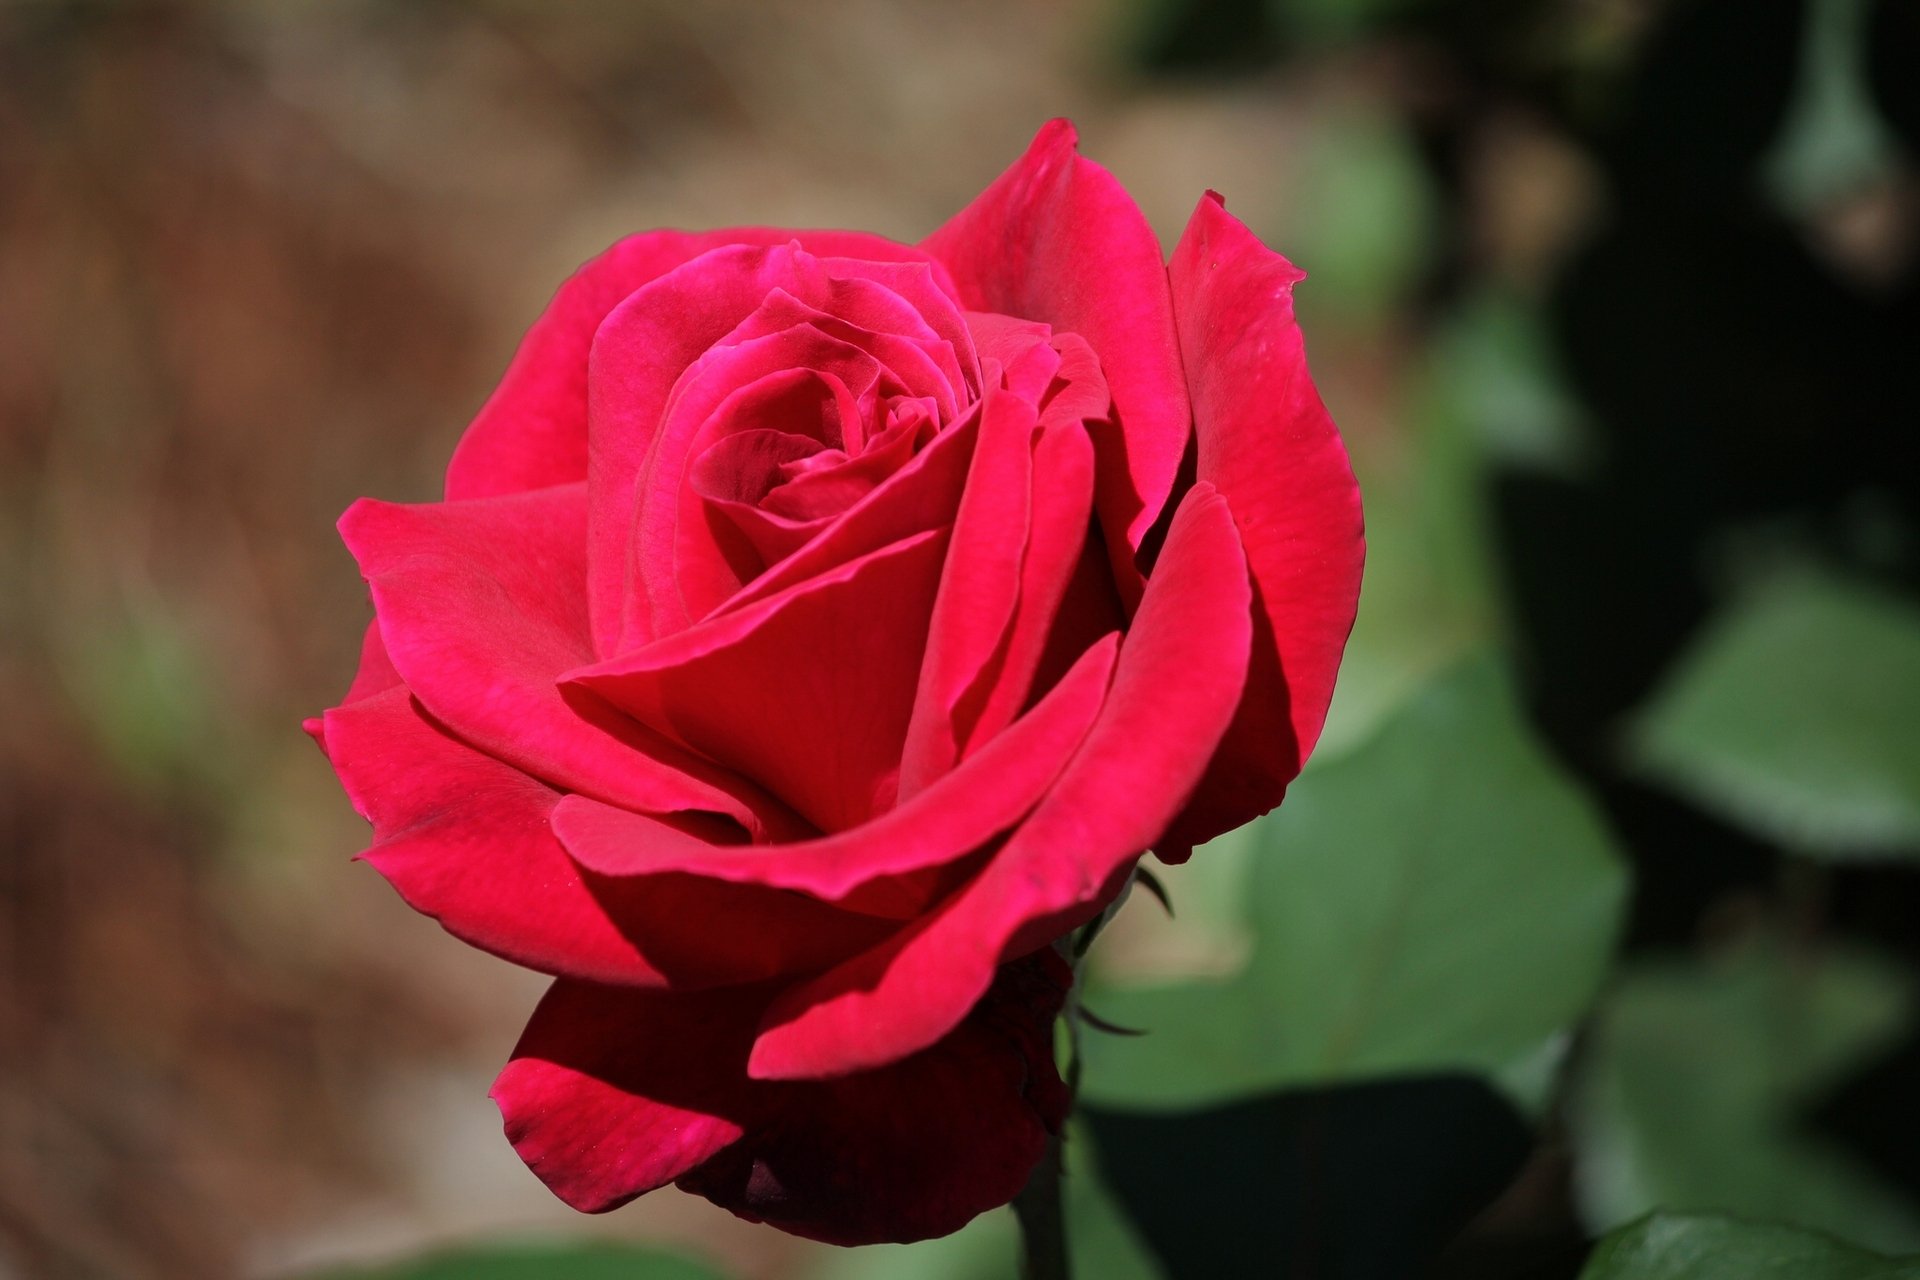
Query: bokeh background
[[4, 1, 1918, 1277]]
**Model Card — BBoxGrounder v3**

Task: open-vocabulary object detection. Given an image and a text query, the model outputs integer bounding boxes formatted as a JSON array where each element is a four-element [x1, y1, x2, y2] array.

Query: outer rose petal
[[1159, 195, 1365, 855], [446, 227, 943, 502], [922, 119, 1190, 600], [303, 620, 400, 752], [493, 952, 1069, 1245], [323, 686, 669, 984], [492, 980, 756, 1210], [324, 687, 891, 988], [340, 483, 799, 837], [748, 484, 1252, 1079]]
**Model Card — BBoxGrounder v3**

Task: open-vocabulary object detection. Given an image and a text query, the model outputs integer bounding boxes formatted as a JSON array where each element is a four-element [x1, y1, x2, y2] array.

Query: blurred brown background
[[0, 4, 1400, 1275]]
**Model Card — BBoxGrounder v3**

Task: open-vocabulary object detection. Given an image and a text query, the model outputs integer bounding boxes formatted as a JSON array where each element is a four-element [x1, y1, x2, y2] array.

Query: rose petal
[[721, 402, 980, 613], [592, 243, 970, 655], [326, 686, 889, 988], [325, 686, 669, 983], [494, 952, 1069, 1244], [747, 484, 1252, 1079], [492, 979, 758, 1211], [959, 416, 1099, 759], [305, 619, 403, 753], [719, 283, 962, 422], [568, 528, 953, 834], [551, 632, 1117, 904], [922, 119, 1189, 602], [814, 256, 983, 401], [447, 228, 942, 502], [339, 484, 799, 837], [682, 951, 1070, 1245], [1159, 194, 1365, 855], [897, 389, 1040, 798], [757, 404, 930, 521], [640, 339, 887, 634]]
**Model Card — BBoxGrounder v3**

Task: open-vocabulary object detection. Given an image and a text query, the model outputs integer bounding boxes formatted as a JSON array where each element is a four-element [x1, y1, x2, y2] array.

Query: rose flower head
[[307, 120, 1363, 1245]]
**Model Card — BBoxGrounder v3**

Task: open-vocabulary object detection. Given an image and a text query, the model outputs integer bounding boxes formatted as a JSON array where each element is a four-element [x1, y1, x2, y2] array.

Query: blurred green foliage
[[313, 1242, 728, 1280], [1580, 1214, 1920, 1280], [1083, 658, 1626, 1114], [1571, 941, 1919, 1252], [1631, 572, 1920, 859]]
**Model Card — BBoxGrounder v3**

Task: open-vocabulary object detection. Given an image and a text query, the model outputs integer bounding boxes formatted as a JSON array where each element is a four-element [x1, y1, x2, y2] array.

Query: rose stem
[[1012, 1130, 1071, 1280]]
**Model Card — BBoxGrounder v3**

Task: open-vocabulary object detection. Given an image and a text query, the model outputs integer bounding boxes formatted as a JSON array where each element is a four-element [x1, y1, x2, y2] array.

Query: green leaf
[[1570, 941, 1919, 1252], [1083, 656, 1627, 1112], [1581, 1212, 1920, 1279], [1630, 571, 1920, 858], [310, 1242, 729, 1280]]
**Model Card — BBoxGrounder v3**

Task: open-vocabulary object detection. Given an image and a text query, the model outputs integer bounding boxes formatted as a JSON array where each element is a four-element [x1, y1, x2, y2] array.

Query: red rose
[[309, 120, 1362, 1245]]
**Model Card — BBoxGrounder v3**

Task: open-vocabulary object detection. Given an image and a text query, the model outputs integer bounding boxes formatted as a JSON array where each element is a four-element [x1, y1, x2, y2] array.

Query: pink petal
[[1159, 194, 1365, 855], [339, 484, 799, 837], [494, 951, 1069, 1244], [747, 484, 1252, 1079], [551, 632, 1117, 905], [922, 119, 1189, 601], [567, 529, 953, 834], [446, 228, 943, 502]]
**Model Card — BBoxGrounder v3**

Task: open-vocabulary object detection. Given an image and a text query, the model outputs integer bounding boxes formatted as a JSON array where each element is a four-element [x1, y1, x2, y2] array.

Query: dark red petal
[[446, 228, 942, 502], [1159, 194, 1365, 854], [719, 283, 962, 421], [491, 979, 760, 1212], [344, 619, 402, 703], [339, 484, 798, 837], [922, 120, 1189, 601], [747, 485, 1251, 1079], [494, 952, 1070, 1244], [682, 951, 1071, 1245]]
